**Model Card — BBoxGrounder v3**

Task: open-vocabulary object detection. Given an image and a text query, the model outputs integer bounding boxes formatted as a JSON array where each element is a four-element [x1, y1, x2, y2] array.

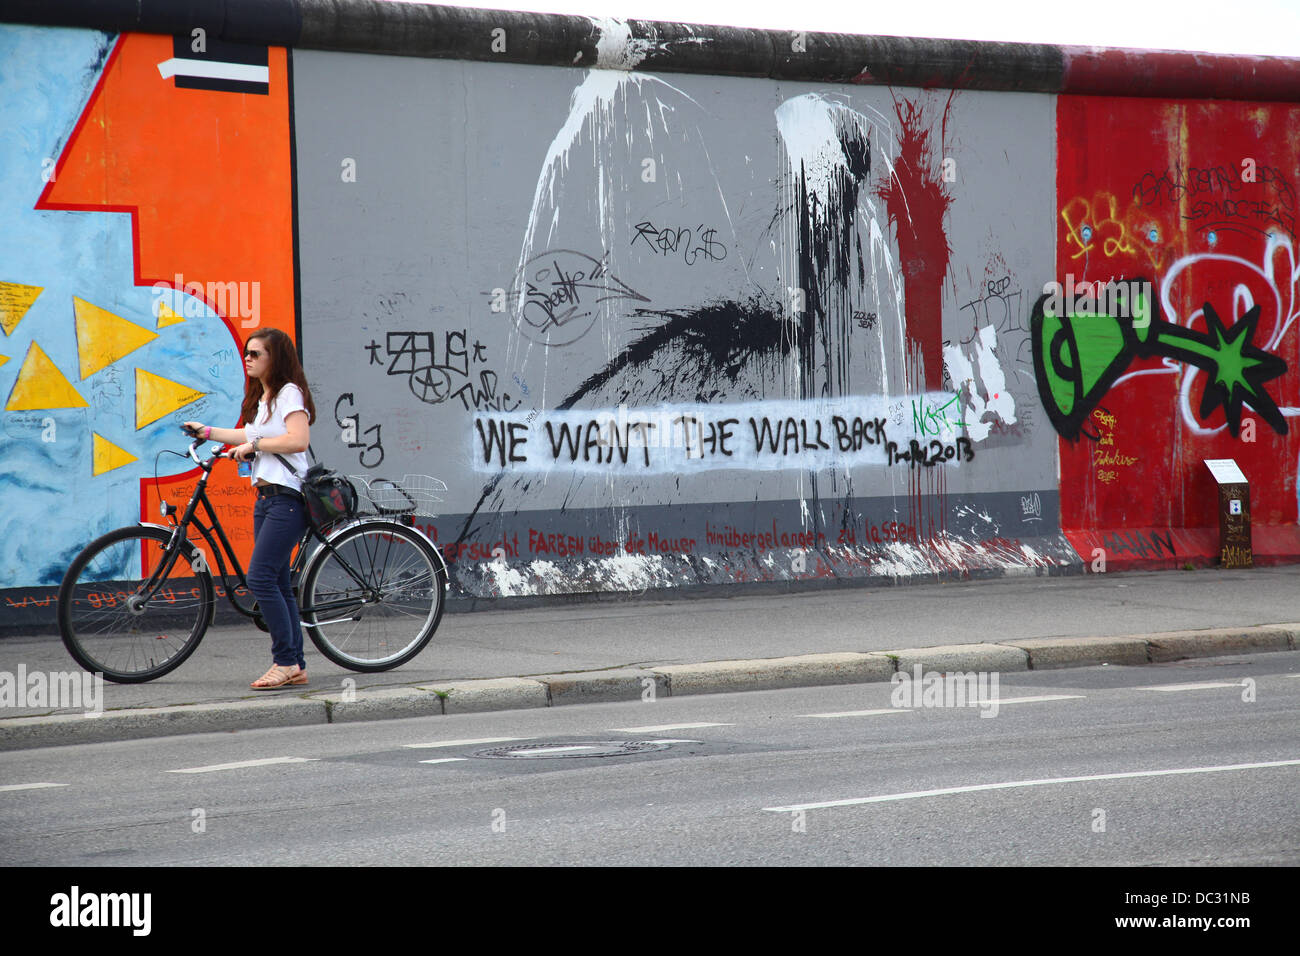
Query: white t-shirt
[[244, 382, 310, 491]]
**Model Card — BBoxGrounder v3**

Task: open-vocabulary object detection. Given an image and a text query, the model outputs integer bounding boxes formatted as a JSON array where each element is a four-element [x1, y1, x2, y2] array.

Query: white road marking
[[763, 758, 1300, 812], [644, 739, 703, 744], [514, 745, 598, 755], [1136, 681, 1248, 692], [987, 695, 1085, 705], [611, 722, 733, 733], [803, 698, 1079, 718], [167, 757, 317, 774], [402, 737, 528, 749], [419, 758, 468, 765], [0, 782, 68, 792]]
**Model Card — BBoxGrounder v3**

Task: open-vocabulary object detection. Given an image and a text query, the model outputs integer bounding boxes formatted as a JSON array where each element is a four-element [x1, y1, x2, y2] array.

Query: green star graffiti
[[1031, 280, 1288, 440]]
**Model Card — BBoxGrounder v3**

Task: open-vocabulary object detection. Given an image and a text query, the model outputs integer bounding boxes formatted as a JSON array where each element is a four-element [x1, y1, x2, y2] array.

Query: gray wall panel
[[293, 50, 1065, 596]]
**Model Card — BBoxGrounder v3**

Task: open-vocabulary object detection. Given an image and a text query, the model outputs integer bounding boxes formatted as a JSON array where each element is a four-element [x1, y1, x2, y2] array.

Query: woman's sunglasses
[[244, 348, 263, 360]]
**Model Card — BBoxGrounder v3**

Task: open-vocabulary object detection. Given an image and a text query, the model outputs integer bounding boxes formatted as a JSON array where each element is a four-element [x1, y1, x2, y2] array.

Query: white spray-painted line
[[167, 757, 317, 774], [513, 745, 599, 755], [644, 739, 703, 744], [1136, 682, 1248, 692], [763, 758, 1300, 812], [801, 709, 912, 718], [402, 737, 529, 749], [610, 722, 733, 733], [986, 695, 1085, 705], [419, 758, 468, 765], [0, 782, 68, 793]]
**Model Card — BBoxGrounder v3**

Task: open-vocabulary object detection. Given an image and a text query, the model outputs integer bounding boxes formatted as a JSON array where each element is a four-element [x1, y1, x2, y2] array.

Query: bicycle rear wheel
[[300, 521, 446, 671], [58, 526, 214, 683]]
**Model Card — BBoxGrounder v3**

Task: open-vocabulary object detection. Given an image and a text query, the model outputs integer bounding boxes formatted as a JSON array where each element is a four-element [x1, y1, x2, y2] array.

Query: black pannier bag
[[275, 454, 358, 528]]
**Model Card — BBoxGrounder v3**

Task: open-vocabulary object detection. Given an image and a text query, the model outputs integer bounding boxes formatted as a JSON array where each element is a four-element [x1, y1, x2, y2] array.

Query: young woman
[[185, 327, 317, 689]]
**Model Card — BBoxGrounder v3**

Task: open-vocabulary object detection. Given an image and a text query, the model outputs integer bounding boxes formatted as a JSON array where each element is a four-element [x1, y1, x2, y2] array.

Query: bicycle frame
[[139, 440, 407, 625]]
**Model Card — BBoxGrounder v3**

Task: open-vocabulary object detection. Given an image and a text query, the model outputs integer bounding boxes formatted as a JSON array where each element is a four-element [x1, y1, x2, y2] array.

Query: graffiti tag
[[492, 250, 650, 348], [631, 221, 728, 265]]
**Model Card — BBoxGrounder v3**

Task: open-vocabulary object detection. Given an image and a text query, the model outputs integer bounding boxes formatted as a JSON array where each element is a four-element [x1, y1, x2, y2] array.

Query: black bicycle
[[57, 433, 449, 683]]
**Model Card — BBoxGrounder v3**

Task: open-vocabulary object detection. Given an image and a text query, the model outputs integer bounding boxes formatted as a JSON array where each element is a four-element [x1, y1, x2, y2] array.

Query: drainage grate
[[470, 740, 673, 759]]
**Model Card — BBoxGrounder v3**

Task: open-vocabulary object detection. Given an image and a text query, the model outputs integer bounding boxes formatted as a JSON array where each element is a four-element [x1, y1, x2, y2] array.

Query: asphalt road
[[3, 651, 1296, 867]]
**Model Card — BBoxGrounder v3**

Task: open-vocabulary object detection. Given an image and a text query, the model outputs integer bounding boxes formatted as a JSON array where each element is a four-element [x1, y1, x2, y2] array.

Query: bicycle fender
[[405, 525, 451, 583], [322, 517, 450, 587], [354, 516, 450, 582]]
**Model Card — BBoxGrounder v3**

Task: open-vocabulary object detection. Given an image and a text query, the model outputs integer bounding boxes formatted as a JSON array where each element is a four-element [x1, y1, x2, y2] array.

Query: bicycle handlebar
[[181, 428, 234, 468]]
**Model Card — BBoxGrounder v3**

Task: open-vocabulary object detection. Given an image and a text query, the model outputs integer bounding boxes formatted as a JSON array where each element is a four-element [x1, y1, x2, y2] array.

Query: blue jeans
[[248, 494, 308, 668]]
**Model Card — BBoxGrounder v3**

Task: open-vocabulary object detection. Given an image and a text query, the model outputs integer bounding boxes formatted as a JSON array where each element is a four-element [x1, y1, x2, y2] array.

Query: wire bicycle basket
[[349, 474, 447, 518]]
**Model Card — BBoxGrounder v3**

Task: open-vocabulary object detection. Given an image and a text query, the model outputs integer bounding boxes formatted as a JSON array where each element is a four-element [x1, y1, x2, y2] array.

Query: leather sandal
[[251, 665, 307, 690]]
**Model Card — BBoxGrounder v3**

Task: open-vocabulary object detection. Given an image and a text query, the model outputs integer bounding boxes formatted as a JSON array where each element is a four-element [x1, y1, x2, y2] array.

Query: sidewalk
[[2, 565, 1298, 749]]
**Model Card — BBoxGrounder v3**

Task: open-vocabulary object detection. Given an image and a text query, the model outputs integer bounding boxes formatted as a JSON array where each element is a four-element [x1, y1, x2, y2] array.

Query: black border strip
[[286, 44, 303, 360]]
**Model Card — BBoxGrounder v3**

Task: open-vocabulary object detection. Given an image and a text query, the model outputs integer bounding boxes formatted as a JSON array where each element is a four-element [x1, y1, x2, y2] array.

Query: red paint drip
[[876, 98, 954, 390]]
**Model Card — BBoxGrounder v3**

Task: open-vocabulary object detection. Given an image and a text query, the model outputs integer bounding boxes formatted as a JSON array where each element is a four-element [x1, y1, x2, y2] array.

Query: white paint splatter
[[468, 525, 1068, 597], [591, 17, 655, 70], [509, 34, 727, 379], [776, 95, 862, 199], [943, 324, 1017, 442], [774, 94, 906, 402], [485, 560, 530, 597]]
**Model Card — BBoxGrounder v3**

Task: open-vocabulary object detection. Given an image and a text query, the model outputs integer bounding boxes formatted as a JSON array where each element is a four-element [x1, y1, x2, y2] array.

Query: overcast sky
[[404, 0, 1300, 57]]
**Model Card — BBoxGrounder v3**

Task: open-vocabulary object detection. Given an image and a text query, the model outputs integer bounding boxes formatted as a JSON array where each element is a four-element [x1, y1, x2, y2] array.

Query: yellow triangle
[[4, 342, 89, 411], [156, 302, 185, 329], [0, 281, 43, 336], [136, 367, 205, 429], [75, 296, 159, 380], [92, 432, 138, 476], [0, 354, 8, 368]]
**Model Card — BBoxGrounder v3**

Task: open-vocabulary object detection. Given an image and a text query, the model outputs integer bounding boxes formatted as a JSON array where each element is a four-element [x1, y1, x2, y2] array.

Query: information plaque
[[1204, 459, 1251, 568]]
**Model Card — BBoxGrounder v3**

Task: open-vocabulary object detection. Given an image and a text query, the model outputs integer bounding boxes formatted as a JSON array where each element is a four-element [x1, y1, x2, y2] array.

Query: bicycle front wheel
[[57, 526, 214, 683], [300, 521, 446, 671]]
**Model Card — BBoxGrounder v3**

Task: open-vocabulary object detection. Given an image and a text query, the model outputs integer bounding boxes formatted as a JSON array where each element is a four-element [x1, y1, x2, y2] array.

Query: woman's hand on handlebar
[[181, 423, 249, 461]]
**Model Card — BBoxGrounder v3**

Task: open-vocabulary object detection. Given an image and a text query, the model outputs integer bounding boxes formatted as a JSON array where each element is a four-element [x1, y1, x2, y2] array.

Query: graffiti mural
[[0, 25, 294, 604], [290, 45, 1063, 597], [1031, 278, 1287, 440], [1050, 96, 1300, 533], [32, 16, 1286, 614]]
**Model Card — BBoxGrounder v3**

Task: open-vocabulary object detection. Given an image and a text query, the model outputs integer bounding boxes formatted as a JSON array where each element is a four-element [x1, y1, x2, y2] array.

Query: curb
[[0, 698, 326, 750], [2, 625, 1296, 750]]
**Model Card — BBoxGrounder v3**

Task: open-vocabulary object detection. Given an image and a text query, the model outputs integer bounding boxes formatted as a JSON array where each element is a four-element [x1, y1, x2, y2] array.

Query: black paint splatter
[[791, 115, 872, 402], [559, 294, 791, 409]]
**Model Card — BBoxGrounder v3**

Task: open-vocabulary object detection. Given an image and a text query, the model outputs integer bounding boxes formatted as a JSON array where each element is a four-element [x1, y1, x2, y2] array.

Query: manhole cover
[[471, 740, 672, 759]]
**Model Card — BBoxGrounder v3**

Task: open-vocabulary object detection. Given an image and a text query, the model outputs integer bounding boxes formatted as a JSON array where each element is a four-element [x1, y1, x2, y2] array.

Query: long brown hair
[[239, 328, 317, 426]]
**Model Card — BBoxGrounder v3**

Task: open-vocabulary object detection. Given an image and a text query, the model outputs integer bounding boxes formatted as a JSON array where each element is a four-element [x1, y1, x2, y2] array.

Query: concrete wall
[[2, 2, 1298, 629], [1051, 96, 1300, 567]]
